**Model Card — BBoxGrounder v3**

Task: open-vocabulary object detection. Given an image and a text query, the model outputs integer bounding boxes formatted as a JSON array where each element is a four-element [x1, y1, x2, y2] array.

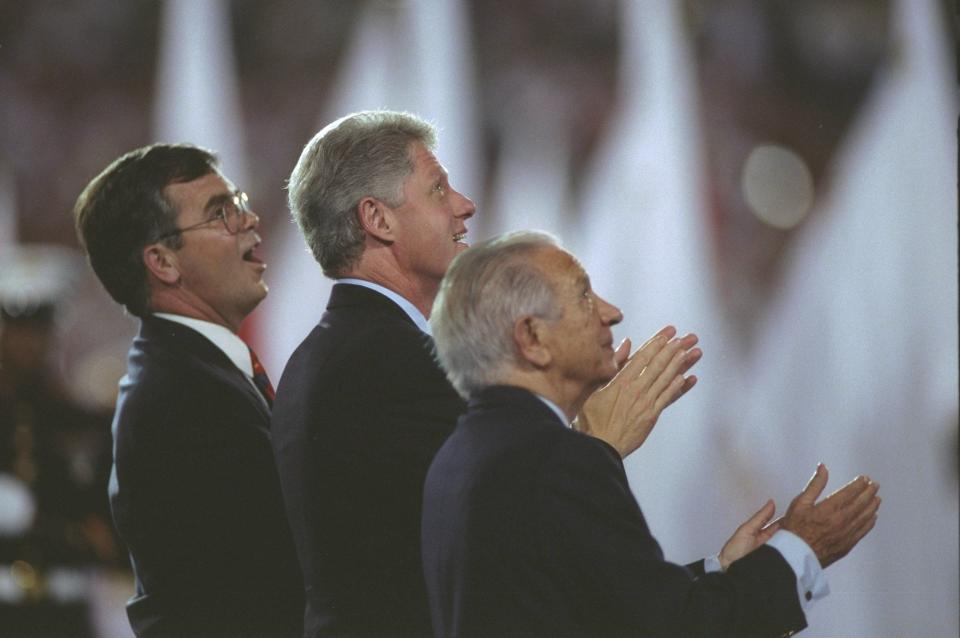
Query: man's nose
[[453, 188, 476, 219], [243, 208, 261, 231], [597, 295, 623, 326]]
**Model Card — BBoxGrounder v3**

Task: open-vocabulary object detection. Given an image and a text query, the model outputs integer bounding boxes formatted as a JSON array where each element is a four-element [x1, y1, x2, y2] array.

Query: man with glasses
[[74, 144, 303, 637]]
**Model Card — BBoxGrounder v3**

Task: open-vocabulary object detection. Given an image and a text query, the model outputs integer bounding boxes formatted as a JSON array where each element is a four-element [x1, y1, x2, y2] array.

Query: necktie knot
[[247, 346, 275, 407]]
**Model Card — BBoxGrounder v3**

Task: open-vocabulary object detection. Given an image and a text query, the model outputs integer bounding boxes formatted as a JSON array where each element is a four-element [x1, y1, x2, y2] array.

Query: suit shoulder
[[282, 309, 441, 394], [544, 430, 624, 477], [116, 342, 263, 442], [287, 307, 426, 367], [436, 410, 571, 493], [122, 342, 235, 404], [534, 430, 638, 520]]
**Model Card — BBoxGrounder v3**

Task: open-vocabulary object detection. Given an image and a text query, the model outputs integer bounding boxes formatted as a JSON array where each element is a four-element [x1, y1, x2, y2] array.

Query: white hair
[[430, 230, 563, 398]]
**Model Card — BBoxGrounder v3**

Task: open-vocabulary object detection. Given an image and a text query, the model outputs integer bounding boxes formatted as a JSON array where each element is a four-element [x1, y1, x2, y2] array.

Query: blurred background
[[0, 0, 956, 636]]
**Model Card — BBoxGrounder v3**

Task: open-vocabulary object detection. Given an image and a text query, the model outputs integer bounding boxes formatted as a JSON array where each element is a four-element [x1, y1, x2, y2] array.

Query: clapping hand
[[718, 500, 781, 569], [780, 464, 880, 568], [575, 325, 701, 457]]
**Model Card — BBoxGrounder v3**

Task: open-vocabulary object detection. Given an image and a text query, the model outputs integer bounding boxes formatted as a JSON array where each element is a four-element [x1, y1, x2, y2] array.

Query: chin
[[599, 363, 618, 384], [247, 284, 269, 309], [587, 370, 615, 391]]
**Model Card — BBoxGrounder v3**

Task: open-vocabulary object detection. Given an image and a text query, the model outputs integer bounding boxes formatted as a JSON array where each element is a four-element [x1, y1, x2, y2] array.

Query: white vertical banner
[[402, 0, 480, 202], [574, 0, 729, 560], [153, 0, 248, 186], [255, 5, 392, 378], [484, 95, 573, 239], [317, 0, 480, 192], [153, 0, 257, 365], [0, 165, 16, 251], [725, 0, 958, 635], [261, 0, 481, 377]]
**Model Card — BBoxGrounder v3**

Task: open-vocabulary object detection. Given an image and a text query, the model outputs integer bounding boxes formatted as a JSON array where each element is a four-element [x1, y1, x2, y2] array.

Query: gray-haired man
[[273, 112, 700, 637], [271, 111, 475, 637], [423, 231, 881, 638]]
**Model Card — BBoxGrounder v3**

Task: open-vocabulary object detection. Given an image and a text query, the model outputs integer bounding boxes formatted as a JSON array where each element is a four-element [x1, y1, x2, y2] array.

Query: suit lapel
[[139, 317, 271, 422]]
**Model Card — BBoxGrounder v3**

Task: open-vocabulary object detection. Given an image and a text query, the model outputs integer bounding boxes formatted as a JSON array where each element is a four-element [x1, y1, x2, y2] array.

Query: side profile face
[[161, 172, 267, 330], [386, 141, 476, 288], [536, 247, 623, 394]]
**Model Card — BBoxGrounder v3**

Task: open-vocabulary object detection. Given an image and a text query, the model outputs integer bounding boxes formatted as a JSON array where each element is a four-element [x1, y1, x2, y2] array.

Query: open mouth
[[453, 231, 467, 243], [242, 245, 264, 265]]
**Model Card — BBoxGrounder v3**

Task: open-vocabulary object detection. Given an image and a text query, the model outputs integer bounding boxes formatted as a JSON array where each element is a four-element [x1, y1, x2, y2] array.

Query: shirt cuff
[[766, 529, 830, 610], [703, 553, 723, 573]]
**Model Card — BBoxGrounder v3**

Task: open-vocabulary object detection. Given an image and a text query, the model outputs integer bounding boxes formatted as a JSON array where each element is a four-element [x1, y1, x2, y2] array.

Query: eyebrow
[[428, 165, 449, 182], [575, 272, 590, 291], [202, 191, 235, 215]]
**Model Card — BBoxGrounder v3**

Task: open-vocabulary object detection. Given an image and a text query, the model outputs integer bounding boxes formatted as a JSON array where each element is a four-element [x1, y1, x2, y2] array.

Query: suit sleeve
[[687, 559, 707, 577], [536, 435, 807, 638]]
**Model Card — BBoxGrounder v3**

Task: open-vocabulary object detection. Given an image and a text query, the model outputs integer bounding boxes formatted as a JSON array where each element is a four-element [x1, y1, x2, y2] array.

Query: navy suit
[[422, 385, 807, 638], [110, 316, 303, 637], [272, 283, 466, 637]]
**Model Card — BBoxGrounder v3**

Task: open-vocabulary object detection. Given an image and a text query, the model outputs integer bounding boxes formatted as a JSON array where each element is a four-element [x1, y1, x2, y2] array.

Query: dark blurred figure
[[0, 245, 117, 638]]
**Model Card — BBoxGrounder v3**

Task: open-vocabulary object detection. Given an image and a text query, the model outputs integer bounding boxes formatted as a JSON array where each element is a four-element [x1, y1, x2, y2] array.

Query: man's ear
[[357, 197, 395, 243], [143, 243, 181, 286], [513, 315, 552, 368]]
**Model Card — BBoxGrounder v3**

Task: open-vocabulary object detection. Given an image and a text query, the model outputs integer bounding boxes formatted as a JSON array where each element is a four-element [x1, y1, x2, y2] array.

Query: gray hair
[[431, 230, 563, 398], [287, 110, 437, 277]]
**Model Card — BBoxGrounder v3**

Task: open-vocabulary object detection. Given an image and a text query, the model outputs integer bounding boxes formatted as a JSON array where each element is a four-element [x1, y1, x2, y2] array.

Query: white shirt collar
[[152, 313, 253, 377], [535, 394, 572, 428], [336, 278, 432, 335]]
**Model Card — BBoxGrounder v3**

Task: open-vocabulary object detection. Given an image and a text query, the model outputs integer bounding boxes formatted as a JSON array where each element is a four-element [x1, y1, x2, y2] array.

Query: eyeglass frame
[[156, 190, 258, 241]]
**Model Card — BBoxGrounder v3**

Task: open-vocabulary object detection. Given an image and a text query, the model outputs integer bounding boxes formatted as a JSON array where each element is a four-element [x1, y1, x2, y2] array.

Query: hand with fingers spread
[[717, 499, 781, 570], [575, 325, 702, 457], [779, 464, 881, 568]]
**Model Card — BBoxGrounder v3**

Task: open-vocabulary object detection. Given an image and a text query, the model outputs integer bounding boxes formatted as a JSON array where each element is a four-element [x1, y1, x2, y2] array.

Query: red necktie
[[248, 347, 276, 406]]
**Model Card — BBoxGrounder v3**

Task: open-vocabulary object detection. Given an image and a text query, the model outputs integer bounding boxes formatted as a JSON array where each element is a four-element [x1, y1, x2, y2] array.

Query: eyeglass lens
[[222, 192, 251, 234]]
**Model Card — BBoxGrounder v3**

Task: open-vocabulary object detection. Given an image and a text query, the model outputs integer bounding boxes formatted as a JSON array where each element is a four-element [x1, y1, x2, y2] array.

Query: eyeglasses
[[158, 191, 258, 240]]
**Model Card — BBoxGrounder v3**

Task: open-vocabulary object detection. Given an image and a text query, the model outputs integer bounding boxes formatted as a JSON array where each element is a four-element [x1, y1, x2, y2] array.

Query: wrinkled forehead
[[534, 246, 588, 292], [408, 140, 447, 177], [163, 170, 235, 216]]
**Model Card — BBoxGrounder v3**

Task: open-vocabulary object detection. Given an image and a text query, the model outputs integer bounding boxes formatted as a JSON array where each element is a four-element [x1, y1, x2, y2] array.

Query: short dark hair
[[74, 143, 218, 316]]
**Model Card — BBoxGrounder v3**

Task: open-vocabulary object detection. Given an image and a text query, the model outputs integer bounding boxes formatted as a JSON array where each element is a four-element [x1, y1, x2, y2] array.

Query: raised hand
[[780, 464, 881, 568], [575, 325, 702, 457], [718, 500, 781, 570]]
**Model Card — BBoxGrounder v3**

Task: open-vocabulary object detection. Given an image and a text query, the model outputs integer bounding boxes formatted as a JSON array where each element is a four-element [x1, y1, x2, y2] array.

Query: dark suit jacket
[[110, 316, 304, 637], [272, 283, 466, 637], [422, 385, 807, 638]]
